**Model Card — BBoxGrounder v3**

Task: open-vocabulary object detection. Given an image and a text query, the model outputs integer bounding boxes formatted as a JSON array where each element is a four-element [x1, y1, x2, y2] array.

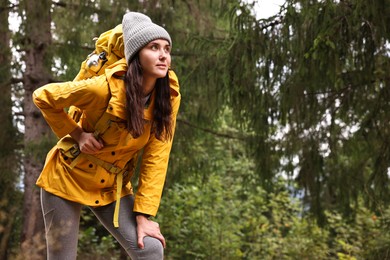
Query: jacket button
[[111, 151, 115, 156], [64, 156, 69, 160], [89, 164, 93, 168], [95, 200, 99, 204], [109, 106, 113, 110], [101, 179, 105, 183]]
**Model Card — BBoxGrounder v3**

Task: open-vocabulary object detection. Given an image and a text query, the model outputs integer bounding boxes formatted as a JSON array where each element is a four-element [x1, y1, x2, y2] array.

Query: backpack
[[68, 24, 125, 122]]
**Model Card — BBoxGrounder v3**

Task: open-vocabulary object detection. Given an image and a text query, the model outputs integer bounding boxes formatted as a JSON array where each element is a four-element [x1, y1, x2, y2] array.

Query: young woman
[[33, 12, 180, 259]]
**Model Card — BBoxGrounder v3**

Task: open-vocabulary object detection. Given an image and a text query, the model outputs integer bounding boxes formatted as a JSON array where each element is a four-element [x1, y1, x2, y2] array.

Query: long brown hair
[[124, 54, 173, 141]]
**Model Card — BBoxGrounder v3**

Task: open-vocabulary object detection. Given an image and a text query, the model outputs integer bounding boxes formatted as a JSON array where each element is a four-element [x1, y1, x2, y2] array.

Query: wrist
[[69, 126, 83, 143], [135, 212, 151, 220]]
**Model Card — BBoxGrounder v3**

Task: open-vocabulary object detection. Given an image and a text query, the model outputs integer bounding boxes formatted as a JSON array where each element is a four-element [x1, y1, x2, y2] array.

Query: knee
[[141, 237, 164, 259]]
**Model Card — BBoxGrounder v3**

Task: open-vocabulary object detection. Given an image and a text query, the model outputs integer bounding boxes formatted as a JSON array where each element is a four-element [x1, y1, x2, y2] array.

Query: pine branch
[[176, 117, 248, 141], [0, 3, 19, 13], [52, 1, 83, 9]]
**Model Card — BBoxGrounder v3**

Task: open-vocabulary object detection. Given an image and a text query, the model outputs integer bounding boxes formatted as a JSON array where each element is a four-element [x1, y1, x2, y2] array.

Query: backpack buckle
[[69, 144, 80, 157], [86, 51, 107, 72]]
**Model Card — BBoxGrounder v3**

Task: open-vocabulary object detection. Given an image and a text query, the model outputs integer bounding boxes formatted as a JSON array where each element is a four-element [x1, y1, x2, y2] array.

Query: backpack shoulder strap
[[93, 112, 113, 138]]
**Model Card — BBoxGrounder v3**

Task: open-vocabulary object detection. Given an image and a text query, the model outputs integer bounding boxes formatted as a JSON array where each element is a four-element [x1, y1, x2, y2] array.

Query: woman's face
[[139, 39, 171, 80]]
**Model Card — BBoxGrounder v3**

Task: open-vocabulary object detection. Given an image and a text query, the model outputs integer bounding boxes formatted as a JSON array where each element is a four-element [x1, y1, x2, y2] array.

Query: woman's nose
[[159, 51, 166, 59], [159, 48, 170, 59]]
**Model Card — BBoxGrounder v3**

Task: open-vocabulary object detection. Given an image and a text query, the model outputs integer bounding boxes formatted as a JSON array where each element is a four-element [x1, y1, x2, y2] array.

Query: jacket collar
[[104, 58, 155, 121]]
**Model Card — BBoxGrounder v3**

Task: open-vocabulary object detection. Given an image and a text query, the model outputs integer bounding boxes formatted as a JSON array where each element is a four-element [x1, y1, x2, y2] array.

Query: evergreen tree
[[197, 0, 390, 222], [0, 0, 22, 258]]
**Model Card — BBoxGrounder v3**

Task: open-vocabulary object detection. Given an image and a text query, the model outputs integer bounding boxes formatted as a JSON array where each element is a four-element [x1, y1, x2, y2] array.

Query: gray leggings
[[41, 189, 163, 260]]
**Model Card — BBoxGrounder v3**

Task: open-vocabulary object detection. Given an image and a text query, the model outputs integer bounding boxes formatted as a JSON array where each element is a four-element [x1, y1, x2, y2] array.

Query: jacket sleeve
[[32, 76, 109, 138], [133, 72, 181, 216]]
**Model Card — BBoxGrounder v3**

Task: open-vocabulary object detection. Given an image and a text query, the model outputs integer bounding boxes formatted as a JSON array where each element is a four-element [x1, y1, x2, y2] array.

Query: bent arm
[[33, 76, 109, 138]]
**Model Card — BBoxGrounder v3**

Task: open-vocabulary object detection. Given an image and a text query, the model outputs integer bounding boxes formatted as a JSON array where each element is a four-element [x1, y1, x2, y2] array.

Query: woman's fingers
[[79, 133, 103, 154], [136, 216, 166, 249]]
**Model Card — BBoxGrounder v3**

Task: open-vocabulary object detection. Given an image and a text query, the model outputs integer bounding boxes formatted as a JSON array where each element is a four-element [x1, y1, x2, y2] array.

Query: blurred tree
[[0, 0, 23, 258], [20, 0, 52, 258]]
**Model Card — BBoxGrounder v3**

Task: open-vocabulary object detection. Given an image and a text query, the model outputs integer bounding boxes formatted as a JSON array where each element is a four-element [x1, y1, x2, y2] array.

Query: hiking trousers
[[41, 189, 164, 260]]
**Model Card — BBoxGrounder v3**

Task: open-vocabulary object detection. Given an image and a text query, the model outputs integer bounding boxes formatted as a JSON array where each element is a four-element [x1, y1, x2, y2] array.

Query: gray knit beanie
[[122, 12, 172, 62]]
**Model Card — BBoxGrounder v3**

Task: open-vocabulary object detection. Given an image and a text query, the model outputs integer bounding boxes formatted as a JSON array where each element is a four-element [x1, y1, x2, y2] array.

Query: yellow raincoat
[[33, 59, 180, 217]]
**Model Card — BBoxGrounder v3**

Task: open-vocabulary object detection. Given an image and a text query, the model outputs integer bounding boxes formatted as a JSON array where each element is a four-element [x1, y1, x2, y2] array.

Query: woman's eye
[[151, 45, 158, 50]]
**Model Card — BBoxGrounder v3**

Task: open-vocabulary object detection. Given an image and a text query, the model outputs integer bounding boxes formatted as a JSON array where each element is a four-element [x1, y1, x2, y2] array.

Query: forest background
[[1, 0, 390, 259]]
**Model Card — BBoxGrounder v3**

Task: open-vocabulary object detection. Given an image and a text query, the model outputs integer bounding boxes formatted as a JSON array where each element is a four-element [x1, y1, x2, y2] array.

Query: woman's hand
[[136, 214, 166, 249], [70, 127, 103, 154]]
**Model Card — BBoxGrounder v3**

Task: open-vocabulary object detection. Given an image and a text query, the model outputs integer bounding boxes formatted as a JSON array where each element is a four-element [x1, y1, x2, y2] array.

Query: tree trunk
[[0, 0, 21, 259], [21, 0, 52, 258]]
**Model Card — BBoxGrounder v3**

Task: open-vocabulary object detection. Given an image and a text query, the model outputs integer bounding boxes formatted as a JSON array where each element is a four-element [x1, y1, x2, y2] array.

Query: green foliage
[[158, 176, 390, 259], [326, 207, 390, 260], [159, 178, 244, 259], [77, 208, 123, 259], [78, 226, 121, 260]]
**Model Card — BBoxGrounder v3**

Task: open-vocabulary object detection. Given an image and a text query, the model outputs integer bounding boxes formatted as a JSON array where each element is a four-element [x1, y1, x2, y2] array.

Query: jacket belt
[[70, 153, 128, 228]]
